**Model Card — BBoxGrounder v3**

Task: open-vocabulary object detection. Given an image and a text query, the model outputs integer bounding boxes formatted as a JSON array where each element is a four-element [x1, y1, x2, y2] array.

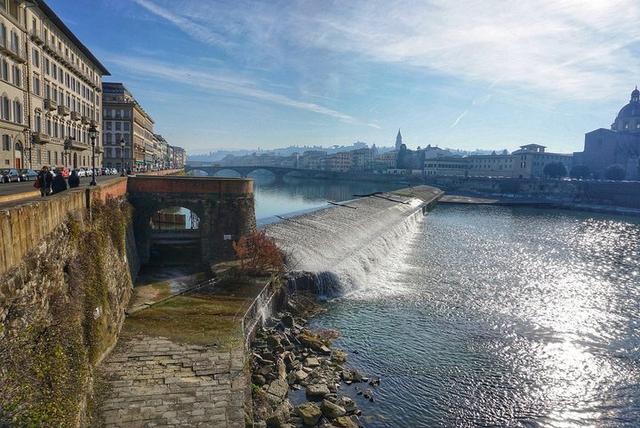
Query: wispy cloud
[[450, 111, 468, 128], [106, 55, 370, 125], [136, 0, 640, 101], [133, 0, 229, 48]]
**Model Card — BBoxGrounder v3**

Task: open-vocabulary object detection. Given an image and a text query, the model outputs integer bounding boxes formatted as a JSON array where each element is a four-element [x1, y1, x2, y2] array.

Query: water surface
[[311, 205, 640, 427]]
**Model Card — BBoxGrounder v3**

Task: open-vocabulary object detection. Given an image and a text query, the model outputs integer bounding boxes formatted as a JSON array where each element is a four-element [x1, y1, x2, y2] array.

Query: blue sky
[[52, 0, 640, 154]]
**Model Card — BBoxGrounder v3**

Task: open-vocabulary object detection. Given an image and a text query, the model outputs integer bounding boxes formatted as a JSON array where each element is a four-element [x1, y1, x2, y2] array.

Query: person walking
[[51, 168, 68, 194], [36, 166, 53, 197], [68, 169, 80, 188]]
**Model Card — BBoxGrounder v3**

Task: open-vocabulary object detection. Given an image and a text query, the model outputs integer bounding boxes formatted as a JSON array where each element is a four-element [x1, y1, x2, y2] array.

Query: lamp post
[[120, 138, 126, 176], [88, 124, 97, 186]]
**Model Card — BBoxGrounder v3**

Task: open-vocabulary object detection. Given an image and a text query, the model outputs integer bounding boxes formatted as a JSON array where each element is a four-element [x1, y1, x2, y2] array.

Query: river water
[[254, 179, 640, 427]]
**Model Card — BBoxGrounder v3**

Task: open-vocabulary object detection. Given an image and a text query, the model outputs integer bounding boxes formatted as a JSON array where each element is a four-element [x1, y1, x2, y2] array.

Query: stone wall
[[425, 176, 640, 209], [0, 191, 136, 426]]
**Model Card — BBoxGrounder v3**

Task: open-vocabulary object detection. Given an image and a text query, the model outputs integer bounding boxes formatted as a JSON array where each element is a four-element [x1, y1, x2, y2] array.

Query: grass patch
[[123, 294, 245, 349]]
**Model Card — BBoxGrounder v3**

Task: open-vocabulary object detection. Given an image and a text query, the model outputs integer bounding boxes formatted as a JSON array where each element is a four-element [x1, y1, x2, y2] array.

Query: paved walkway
[[98, 335, 245, 427]]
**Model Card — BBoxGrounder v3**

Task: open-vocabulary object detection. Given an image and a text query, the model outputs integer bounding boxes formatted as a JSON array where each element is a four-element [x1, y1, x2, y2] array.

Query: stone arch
[[14, 139, 23, 169], [212, 168, 243, 178], [185, 169, 209, 177]]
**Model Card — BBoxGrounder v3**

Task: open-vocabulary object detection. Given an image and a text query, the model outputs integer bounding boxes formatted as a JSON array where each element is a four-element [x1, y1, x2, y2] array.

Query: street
[[0, 175, 120, 197]]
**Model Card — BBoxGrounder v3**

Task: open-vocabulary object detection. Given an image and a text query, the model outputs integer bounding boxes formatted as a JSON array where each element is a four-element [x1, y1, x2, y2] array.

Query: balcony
[[81, 115, 90, 124], [57, 105, 70, 116], [3, 44, 26, 63], [44, 99, 57, 111], [32, 132, 49, 144], [30, 29, 44, 45], [68, 138, 89, 151], [70, 111, 81, 121]]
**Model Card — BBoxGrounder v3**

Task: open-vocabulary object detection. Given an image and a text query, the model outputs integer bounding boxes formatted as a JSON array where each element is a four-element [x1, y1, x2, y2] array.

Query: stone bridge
[[184, 165, 349, 181], [127, 176, 256, 265]]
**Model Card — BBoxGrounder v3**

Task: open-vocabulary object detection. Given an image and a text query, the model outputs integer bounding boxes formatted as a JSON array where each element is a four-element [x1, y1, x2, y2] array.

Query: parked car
[[0, 169, 21, 183], [18, 169, 38, 181], [77, 168, 87, 177], [111, 168, 119, 175]]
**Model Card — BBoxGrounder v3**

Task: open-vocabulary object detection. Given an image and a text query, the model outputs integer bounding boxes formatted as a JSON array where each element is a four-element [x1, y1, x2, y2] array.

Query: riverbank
[[249, 293, 373, 428]]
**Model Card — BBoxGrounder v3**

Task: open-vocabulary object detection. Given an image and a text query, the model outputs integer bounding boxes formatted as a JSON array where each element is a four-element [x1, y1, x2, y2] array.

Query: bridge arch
[[185, 169, 210, 177], [212, 168, 243, 178], [127, 176, 256, 266]]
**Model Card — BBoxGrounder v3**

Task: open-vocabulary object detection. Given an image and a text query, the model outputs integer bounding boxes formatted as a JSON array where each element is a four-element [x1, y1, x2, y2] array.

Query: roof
[[520, 143, 546, 149], [35, 0, 110, 75]]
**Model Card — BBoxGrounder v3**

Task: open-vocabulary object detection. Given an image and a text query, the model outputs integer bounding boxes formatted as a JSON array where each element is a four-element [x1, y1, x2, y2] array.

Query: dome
[[612, 87, 640, 132], [616, 102, 640, 120]]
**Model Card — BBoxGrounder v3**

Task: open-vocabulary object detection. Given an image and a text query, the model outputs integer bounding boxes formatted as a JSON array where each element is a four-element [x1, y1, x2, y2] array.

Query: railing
[[240, 276, 282, 348]]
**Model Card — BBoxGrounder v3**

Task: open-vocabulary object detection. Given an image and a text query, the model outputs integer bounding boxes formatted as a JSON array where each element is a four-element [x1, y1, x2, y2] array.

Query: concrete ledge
[[0, 190, 40, 205]]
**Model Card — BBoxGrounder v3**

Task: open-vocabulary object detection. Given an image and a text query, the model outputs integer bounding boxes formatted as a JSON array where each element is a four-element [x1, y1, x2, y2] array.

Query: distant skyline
[[54, 0, 640, 153]]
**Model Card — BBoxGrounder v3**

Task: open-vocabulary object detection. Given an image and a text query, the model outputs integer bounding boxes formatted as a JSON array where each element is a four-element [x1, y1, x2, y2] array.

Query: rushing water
[[310, 204, 640, 427]]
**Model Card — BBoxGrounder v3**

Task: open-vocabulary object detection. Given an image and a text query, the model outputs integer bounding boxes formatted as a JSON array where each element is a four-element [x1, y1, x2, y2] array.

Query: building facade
[[1, 0, 109, 170], [573, 88, 640, 180], [425, 157, 469, 177], [102, 82, 156, 172], [468, 145, 571, 179]]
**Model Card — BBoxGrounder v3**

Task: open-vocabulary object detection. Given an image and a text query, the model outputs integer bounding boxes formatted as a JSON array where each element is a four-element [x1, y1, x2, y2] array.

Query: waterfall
[[266, 192, 429, 297]]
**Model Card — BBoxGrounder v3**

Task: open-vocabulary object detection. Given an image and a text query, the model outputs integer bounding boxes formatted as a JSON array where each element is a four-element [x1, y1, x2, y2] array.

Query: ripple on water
[[312, 205, 640, 427]]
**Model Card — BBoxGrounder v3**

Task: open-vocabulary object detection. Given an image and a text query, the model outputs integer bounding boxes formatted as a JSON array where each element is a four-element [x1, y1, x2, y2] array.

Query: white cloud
[[136, 0, 640, 101], [106, 55, 374, 125]]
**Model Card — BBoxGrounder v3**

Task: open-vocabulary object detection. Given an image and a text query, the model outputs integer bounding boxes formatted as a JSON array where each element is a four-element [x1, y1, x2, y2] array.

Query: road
[[0, 175, 120, 196]]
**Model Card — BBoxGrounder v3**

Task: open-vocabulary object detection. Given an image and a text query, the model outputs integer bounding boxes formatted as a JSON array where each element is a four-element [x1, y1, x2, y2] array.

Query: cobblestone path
[[98, 335, 246, 427]]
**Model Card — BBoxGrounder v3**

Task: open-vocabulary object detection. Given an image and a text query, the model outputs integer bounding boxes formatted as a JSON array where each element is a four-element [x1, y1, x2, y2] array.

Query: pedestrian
[[51, 168, 67, 194], [68, 169, 80, 188], [36, 166, 53, 197]]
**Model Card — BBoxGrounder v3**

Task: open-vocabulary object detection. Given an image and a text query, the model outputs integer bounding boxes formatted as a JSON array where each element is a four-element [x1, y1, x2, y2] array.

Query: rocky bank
[[249, 294, 379, 428]]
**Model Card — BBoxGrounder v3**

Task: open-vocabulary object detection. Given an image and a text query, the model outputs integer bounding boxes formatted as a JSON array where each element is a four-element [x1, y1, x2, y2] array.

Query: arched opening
[[14, 140, 23, 169], [148, 207, 202, 265], [247, 168, 277, 184], [73, 152, 78, 169], [186, 169, 209, 177], [213, 169, 242, 178]]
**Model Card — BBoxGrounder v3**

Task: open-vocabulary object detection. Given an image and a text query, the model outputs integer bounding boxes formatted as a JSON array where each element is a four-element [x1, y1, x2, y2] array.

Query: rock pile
[[250, 306, 375, 428]]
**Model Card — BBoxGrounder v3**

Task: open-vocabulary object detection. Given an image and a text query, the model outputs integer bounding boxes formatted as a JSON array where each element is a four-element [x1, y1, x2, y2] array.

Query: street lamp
[[88, 124, 97, 186], [120, 138, 126, 176]]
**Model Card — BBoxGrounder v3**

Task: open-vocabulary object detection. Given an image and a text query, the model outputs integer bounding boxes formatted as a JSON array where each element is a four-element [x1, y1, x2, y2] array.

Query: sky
[[51, 0, 640, 154]]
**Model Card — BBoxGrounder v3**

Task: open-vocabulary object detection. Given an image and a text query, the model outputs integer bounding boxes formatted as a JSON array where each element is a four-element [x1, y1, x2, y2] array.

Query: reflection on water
[[252, 175, 405, 222], [311, 205, 640, 427]]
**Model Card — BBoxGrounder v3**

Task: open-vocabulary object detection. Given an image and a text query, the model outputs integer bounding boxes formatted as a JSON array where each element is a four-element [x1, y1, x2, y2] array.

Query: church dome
[[612, 87, 640, 132]]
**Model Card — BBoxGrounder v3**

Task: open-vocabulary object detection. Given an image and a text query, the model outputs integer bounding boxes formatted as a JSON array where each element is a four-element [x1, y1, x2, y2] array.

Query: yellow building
[[0, 0, 109, 170], [425, 157, 468, 177]]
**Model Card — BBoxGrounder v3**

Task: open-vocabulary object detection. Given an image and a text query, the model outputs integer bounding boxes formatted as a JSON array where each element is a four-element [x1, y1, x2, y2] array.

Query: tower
[[395, 129, 403, 151]]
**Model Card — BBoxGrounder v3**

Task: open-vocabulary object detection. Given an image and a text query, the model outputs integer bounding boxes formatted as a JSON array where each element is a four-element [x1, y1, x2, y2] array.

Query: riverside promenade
[[95, 270, 273, 427]]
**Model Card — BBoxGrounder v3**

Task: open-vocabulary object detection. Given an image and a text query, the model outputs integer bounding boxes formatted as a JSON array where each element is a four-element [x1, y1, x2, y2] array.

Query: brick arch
[[127, 176, 256, 266]]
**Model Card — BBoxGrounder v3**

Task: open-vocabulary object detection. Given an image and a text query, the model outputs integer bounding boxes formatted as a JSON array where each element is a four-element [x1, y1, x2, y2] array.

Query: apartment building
[[0, 0, 109, 170], [468, 145, 572, 179], [425, 157, 469, 177], [102, 82, 156, 171]]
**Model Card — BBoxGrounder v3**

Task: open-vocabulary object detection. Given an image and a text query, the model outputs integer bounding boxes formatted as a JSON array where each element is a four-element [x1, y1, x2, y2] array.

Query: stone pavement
[[98, 335, 246, 427]]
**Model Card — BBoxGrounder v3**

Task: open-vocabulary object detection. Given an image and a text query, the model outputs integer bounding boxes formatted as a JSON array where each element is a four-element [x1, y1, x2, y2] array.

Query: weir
[[265, 185, 443, 295]]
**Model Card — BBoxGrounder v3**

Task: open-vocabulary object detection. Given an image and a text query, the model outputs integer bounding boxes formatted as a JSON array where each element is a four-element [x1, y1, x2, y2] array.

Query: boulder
[[266, 408, 289, 428], [267, 335, 282, 349], [305, 357, 320, 368], [297, 402, 322, 426], [339, 397, 357, 414], [295, 370, 309, 382], [282, 314, 294, 328], [252, 374, 266, 386], [321, 399, 346, 419], [333, 416, 359, 428], [266, 379, 289, 405], [305, 384, 330, 399]]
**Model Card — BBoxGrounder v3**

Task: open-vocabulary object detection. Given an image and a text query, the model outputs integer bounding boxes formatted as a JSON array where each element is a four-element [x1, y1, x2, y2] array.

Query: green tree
[[604, 164, 626, 181], [569, 165, 591, 179], [543, 162, 567, 178]]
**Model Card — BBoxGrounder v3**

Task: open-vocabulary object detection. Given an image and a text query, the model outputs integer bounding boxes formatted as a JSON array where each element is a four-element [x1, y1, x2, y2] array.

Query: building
[[171, 145, 185, 169], [102, 82, 155, 172], [1, 0, 109, 170], [350, 147, 373, 171], [299, 150, 326, 170], [322, 151, 351, 172], [374, 151, 397, 170], [466, 145, 571, 179], [573, 88, 640, 180], [425, 157, 469, 177], [395, 129, 403, 151], [154, 134, 170, 169]]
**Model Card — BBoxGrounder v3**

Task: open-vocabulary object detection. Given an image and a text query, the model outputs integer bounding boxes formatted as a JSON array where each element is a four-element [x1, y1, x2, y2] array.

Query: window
[[44, 57, 49, 75], [32, 74, 40, 96], [11, 65, 20, 87], [115, 121, 121, 131], [34, 110, 41, 132], [13, 99, 22, 123], [2, 135, 10, 151], [46, 118, 51, 135], [0, 57, 7, 81], [123, 122, 130, 131], [0, 23, 6, 47], [32, 48, 39, 68], [0, 94, 9, 121], [10, 31, 18, 53]]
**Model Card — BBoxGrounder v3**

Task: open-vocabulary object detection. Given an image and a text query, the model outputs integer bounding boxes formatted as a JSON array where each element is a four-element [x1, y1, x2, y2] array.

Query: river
[[254, 178, 640, 427]]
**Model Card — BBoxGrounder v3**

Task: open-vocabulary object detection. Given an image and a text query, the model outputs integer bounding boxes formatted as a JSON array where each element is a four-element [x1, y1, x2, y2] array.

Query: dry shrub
[[232, 230, 284, 276]]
